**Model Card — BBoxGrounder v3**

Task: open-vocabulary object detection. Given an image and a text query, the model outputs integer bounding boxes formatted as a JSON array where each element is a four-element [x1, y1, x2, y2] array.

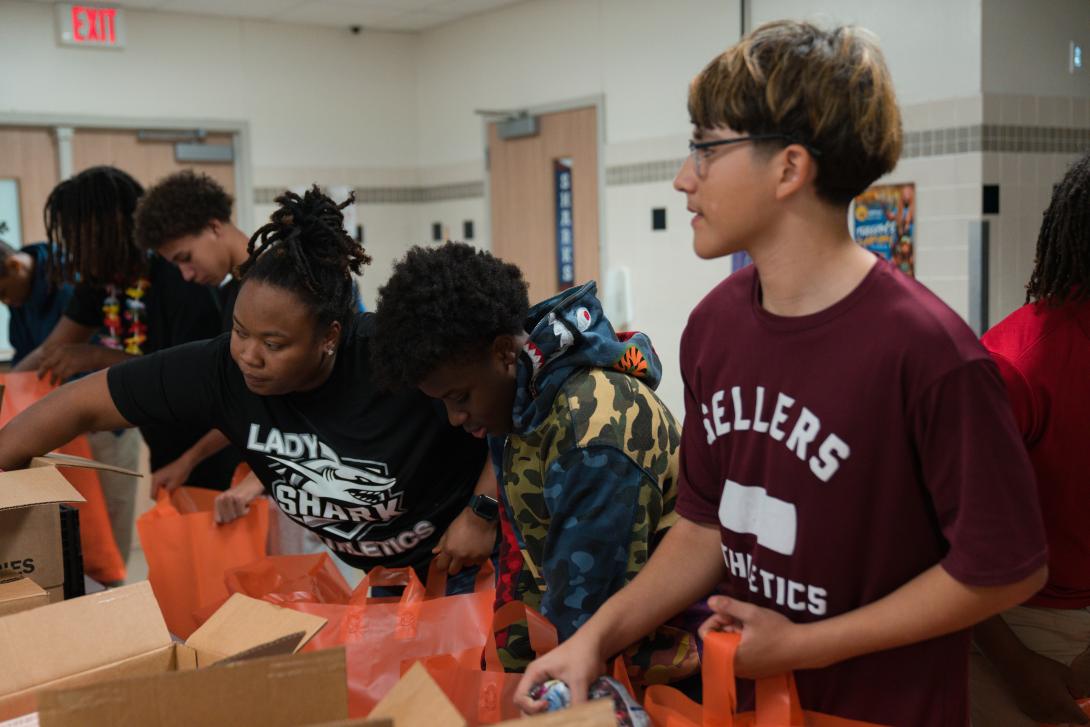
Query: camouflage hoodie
[[495, 282, 695, 681]]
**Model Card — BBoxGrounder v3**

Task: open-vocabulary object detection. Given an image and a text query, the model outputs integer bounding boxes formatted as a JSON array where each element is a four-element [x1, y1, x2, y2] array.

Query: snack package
[[529, 676, 649, 727]]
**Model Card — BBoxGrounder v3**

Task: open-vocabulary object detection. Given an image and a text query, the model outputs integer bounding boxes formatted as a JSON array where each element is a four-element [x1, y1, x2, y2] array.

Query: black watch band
[[468, 494, 500, 522]]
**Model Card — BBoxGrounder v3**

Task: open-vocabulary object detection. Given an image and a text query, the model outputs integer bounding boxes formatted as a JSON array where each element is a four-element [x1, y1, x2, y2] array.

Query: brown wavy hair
[[689, 20, 902, 205], [134, 170, 233, 251]]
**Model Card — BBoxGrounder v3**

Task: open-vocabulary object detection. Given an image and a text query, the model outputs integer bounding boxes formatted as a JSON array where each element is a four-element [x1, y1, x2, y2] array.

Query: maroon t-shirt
[[676, 261, 1047, 727]]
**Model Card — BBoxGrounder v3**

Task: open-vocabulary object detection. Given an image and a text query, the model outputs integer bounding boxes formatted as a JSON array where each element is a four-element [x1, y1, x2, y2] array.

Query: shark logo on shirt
[[246, 424, 406, 542]]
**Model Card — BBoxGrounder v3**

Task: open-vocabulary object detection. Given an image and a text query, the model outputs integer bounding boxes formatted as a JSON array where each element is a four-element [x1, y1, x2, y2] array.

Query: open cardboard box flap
[[0, 582, 327, 719], [36, 647, 349, 727], [187, 592, 327, 664], [0, 468, 84, 512], [0, 578, 49, 617], [30, 452, 141, 478]]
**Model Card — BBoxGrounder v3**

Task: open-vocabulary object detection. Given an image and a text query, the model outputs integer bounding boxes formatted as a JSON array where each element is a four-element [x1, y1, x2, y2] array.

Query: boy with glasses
[[517, 21, 1047, 726]]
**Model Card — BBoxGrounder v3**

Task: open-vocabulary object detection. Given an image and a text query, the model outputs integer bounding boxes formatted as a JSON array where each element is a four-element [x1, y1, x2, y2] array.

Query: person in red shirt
[[972, 154, 1090, 726], [515, 20, 1048, 727]]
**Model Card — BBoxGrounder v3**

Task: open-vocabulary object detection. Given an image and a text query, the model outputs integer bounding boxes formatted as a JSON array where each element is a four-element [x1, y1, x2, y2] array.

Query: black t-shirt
[[66, 256, 241, 489], [106, 312, 487, 570], [215, 277, 240, 333]]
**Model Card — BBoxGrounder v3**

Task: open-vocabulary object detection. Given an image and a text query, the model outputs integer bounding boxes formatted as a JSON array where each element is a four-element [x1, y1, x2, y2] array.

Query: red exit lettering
[[71, 6, 117, 45]]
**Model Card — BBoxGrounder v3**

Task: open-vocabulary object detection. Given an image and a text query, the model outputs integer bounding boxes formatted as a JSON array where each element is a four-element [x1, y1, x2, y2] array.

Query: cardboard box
[[37, 648, 349, 727], [0, 578, 47, 617], [0, 453, 140, 602], [0, 580, 327, 721]]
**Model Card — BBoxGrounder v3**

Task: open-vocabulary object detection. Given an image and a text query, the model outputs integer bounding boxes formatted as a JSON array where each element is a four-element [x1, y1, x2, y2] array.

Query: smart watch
[[468, 494, 500, 522]]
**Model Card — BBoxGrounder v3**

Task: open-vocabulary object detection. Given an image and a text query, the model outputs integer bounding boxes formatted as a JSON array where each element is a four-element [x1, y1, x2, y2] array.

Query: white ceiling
[[35, 0, 529, 32]]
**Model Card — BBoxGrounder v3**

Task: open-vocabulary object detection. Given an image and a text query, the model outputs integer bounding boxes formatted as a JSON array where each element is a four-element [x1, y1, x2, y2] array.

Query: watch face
[[473, 495, 499, 521]]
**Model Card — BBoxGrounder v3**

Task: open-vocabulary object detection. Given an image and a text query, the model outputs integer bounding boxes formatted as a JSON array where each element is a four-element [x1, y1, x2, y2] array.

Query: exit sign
[[55, 4, 126, 49]]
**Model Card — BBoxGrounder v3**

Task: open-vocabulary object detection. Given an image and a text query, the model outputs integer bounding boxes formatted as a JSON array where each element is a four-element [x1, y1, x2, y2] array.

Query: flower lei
[[102, 278, 150, 355]]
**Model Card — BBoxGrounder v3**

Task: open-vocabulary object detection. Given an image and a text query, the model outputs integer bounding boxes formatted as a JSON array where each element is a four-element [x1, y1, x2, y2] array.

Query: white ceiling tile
[[162, 0, 305, 21], [272, 0, 406, 27], [377, 10, 459, 30], [116, 0, 173, 9]]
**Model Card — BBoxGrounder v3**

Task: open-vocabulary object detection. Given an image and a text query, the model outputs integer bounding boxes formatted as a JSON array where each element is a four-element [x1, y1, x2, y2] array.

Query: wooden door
[[72, 129, 236, 206], [488, 106, 599, 303], [0, 127, 60, 246]]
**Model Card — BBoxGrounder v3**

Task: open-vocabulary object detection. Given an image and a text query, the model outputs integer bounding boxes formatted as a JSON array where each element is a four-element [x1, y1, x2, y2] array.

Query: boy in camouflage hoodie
[[371, 242, 700, 684]]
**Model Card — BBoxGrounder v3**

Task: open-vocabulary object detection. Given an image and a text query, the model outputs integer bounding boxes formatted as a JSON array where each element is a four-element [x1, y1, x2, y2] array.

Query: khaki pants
[[970, 605, 1090, 726], [87, 429, 142, 570]]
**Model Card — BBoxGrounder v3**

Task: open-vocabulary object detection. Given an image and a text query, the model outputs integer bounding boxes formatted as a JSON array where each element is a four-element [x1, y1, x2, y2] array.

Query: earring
[[325, 347, 335, 356]]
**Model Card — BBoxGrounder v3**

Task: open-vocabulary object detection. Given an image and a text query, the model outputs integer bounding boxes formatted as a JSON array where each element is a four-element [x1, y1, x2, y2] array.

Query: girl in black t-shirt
[[0, 187, 495, 589]]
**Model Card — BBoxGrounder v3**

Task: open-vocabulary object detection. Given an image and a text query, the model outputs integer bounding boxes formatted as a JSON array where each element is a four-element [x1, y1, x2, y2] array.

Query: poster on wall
[[554, 158, 574, 290], [849, 183, 915, 277]]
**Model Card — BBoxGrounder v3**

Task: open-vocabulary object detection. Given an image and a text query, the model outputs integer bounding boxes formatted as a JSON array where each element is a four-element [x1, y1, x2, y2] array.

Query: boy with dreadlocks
[[970, 154, 1090, 726], [517, 21, 1046, 726], [14, 166, 235, 570], [0, 186, 494, 593]]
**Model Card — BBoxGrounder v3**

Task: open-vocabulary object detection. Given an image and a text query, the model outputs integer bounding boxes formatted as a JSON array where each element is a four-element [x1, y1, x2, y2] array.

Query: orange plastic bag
[[421, 600, 560, 725], [0, 372, 125, 585], [644, 631, 888, 727], [223, 552, 353, 605], [283, 562, 497, 717], [135, 486, 268, 638]]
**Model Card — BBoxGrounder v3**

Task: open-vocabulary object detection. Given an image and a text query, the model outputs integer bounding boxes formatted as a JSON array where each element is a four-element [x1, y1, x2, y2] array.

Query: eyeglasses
[[688, 134, 821, 176]]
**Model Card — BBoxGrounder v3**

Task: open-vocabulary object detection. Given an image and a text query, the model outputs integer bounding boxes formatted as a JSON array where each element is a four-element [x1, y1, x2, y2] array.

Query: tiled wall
[[248, 91, 1090, 360], [982, 94, 1088, 322]]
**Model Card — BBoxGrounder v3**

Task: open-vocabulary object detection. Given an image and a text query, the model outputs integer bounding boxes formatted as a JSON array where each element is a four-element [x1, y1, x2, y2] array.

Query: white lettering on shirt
[[700, 387, 850, 482]]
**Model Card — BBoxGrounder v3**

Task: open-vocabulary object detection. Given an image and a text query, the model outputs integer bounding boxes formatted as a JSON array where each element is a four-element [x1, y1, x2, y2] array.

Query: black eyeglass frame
[[688, 134, 822, 175]]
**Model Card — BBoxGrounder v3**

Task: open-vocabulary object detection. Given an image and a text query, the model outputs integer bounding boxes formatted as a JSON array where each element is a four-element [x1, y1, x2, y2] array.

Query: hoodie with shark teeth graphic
[[494, 282, 697, 682]]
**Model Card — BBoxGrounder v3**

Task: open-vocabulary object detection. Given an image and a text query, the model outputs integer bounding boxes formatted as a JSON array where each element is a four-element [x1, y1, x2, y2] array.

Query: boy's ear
[[4, 257, 21, 276], [774, 145, 818, 201], [208, 219, 223, 237], [491, 335, 519, 365]]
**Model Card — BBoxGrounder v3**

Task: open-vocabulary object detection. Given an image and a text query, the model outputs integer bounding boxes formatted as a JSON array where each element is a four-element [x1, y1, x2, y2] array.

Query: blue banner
[[554, 159, 574, 289]]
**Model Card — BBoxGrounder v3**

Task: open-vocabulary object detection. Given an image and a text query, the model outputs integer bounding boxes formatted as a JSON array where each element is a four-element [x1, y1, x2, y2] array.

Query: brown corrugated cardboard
[[37, 648, 349, 727], [0, 466, 85, 601], [369, 663, 467, 727], [0, 581, 327, 721], [0, 578, 48, 617], [29, 452, 142, 477]]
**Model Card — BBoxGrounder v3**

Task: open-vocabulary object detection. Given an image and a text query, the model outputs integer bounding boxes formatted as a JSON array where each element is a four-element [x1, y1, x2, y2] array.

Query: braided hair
[[44, 166, 146, 287], [239, 186, 370, 328], [1026, 153, 1090, 305]]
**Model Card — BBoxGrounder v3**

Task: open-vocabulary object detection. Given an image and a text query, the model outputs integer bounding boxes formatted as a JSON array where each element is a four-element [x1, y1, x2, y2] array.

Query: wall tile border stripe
[[254, 124, 1090, 202]]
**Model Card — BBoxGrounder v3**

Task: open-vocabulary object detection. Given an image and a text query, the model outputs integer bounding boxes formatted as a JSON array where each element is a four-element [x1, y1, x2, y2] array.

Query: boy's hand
[[432, 508, 495, 575], [1004, 650, 1089, 725], [36, 343, 109, 385], [701, 595, 804, 679], [515, 630, 606, 714], [150, 454, 195, 499], [214, 474, 264, 525]]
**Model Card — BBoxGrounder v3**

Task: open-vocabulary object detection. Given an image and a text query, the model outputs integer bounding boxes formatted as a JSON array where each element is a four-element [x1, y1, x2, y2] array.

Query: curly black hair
[[1026, 153, 1090, 305], [134, 170, 233, 251], [371, 242, 529, 389], [239, 185, 370, 328], [44, 166, 145, 287]]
